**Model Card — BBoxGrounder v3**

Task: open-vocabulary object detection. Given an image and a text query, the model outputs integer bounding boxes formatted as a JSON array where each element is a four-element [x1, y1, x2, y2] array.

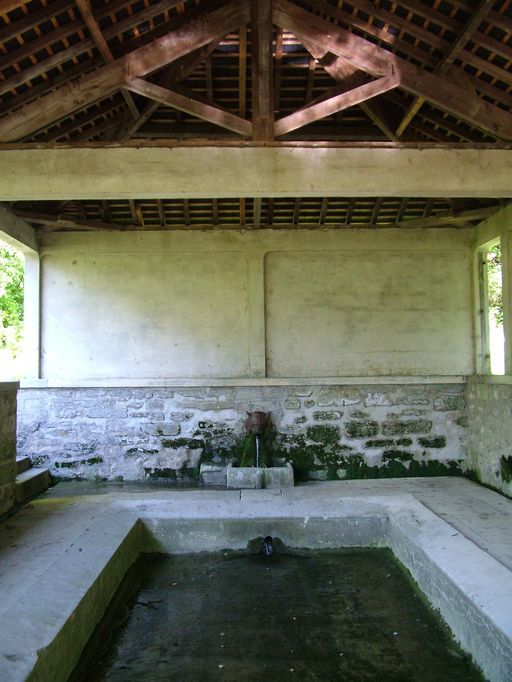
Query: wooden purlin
[[9, 198, 501, 233]]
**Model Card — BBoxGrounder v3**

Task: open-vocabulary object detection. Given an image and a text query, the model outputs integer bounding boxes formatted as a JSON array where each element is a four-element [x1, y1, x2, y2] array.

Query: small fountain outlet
[[226, 411, 294, 490]]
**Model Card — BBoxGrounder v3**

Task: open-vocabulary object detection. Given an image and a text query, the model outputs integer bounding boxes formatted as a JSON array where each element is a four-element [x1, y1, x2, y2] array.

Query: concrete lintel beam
[[0, 204, 38, 252], [0, 147, 511, 200]]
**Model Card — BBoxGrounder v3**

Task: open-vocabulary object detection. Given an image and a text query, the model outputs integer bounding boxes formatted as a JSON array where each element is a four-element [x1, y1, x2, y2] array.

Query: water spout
[[263, 535, 273, 557], [255, 434, 260, 468]]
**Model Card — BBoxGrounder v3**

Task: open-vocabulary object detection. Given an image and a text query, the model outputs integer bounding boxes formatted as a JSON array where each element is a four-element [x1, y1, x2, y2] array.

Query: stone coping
[[0, 381, 19, 392], [19, 375, 467, 388], [0, 481, 511, 682]]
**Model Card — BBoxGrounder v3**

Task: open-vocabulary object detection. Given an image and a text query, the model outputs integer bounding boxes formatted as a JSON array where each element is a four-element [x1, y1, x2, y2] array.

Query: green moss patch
[[382, 450, 414, 462], [500, 455, 512, 483], [365, 439, 394, 448], [382, 420, 432, 436], [307, 425, 340, 445], [345, 420, 379, 439], [418, 436, 447, 449]]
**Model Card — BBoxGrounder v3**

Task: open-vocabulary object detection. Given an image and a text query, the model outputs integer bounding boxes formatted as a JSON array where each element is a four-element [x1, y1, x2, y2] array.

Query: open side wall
[[466, 206, 512, 496]]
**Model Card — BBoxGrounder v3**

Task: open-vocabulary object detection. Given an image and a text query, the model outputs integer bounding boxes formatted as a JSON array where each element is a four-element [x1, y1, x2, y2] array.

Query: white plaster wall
[[266, 249, 472, 376], [41, 251, 252, 379], [39, 228, 474, 380]]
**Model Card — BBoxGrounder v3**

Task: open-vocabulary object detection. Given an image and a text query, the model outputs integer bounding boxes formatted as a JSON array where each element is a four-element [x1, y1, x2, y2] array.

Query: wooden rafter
[[396, 205, 501, 229], [251, 0, 274, 141], [119, 41, 221, 139], [0, 0, 30, 13], [124, 78, 252, 137], [275, 75, 400, 136], [0, 0, 179, 97], [11, 210, 130, 232], [272, 0, 512, 141], [300, 37, 399, 141], [239, 24, 248, 118], [75, 0, 139, 119], [0, 0, 250, 142], [9, 200, 502, 233], [395, 0, 496, 137]]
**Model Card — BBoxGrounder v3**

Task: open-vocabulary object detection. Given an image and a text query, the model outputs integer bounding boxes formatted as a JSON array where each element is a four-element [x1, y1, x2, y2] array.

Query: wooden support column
[[251, 0, 274, 141]]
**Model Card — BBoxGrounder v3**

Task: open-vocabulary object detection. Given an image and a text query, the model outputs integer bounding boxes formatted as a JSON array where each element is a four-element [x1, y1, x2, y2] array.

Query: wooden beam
[[0, 0, 29, 13], [239, 24, 248, 118], [10, 210, 130, 232], [300, 37, 398, 141], [396, 206, 501, 230], [274, 27, 284, 113], [0, 204, 38, 252], [272, 0, 512, 141], [120, 41, 221, 139], [253, 197, 262, 228], [124, 78, 252, 137], [75, 0, 139, 119], [0, 0, 183, 97], [395, 0, 495, 137], [319, 197, 328, 226], [0, 0, 250, 142], [0, 0, 75, 44], [157, 200, 167, 228], [275, 75, 400, 136], [251, 0, 274, 141], [293, 197, 301, 226]]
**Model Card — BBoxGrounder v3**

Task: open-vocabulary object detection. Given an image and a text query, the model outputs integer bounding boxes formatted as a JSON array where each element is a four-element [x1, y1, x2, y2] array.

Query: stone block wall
[[17, 384, 467, 483], [467, 378, 512, 497], [0, 383, 18, 513]]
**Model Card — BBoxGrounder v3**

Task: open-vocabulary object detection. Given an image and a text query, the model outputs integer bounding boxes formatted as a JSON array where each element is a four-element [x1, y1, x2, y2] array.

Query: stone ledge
[[20, 376, 467, 389]]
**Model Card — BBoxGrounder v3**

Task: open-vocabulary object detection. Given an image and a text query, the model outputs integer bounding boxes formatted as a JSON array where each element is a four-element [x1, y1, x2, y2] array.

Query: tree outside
[[0, 239, 24, 379], [487, 243, 504, 375]]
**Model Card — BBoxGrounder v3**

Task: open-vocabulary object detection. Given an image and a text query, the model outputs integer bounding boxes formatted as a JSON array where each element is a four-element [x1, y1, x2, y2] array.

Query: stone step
[[15, 468, 51, 504], [16, 456, 32, 475]]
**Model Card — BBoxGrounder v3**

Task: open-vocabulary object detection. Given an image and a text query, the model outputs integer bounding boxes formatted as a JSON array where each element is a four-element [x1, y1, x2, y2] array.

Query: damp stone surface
[[75, 548, 485, 682]]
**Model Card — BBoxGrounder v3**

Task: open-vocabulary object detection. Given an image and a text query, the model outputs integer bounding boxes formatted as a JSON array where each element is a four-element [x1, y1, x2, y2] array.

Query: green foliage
[[487, 243, 503, 326], [237, 433, 272, 467], [0, 242, 24, 355]]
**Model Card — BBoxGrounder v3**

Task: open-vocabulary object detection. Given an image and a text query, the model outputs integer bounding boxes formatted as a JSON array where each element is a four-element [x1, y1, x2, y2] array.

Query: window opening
[[479, 240, 504, 375], [0, 238, 24, 380]]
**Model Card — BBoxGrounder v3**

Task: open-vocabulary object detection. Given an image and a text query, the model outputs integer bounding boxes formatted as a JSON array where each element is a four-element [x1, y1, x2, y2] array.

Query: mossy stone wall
[[467, 378, 512, 498], [17, 383, 467, 483]]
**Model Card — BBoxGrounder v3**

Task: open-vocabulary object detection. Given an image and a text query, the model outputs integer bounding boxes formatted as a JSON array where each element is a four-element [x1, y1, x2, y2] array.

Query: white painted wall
[[39, 228, 474, 380], [266, 249, 471, 376]]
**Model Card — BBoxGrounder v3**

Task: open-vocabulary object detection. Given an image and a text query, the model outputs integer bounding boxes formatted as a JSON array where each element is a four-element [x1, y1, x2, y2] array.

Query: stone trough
[[199, 462, 294, 489], [1, 481, 511, 682], [226, 463, 294, 489]]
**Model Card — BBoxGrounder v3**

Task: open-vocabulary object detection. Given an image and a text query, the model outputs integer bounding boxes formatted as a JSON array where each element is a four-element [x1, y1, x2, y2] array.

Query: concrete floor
[[1, 477, 512, 681]]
